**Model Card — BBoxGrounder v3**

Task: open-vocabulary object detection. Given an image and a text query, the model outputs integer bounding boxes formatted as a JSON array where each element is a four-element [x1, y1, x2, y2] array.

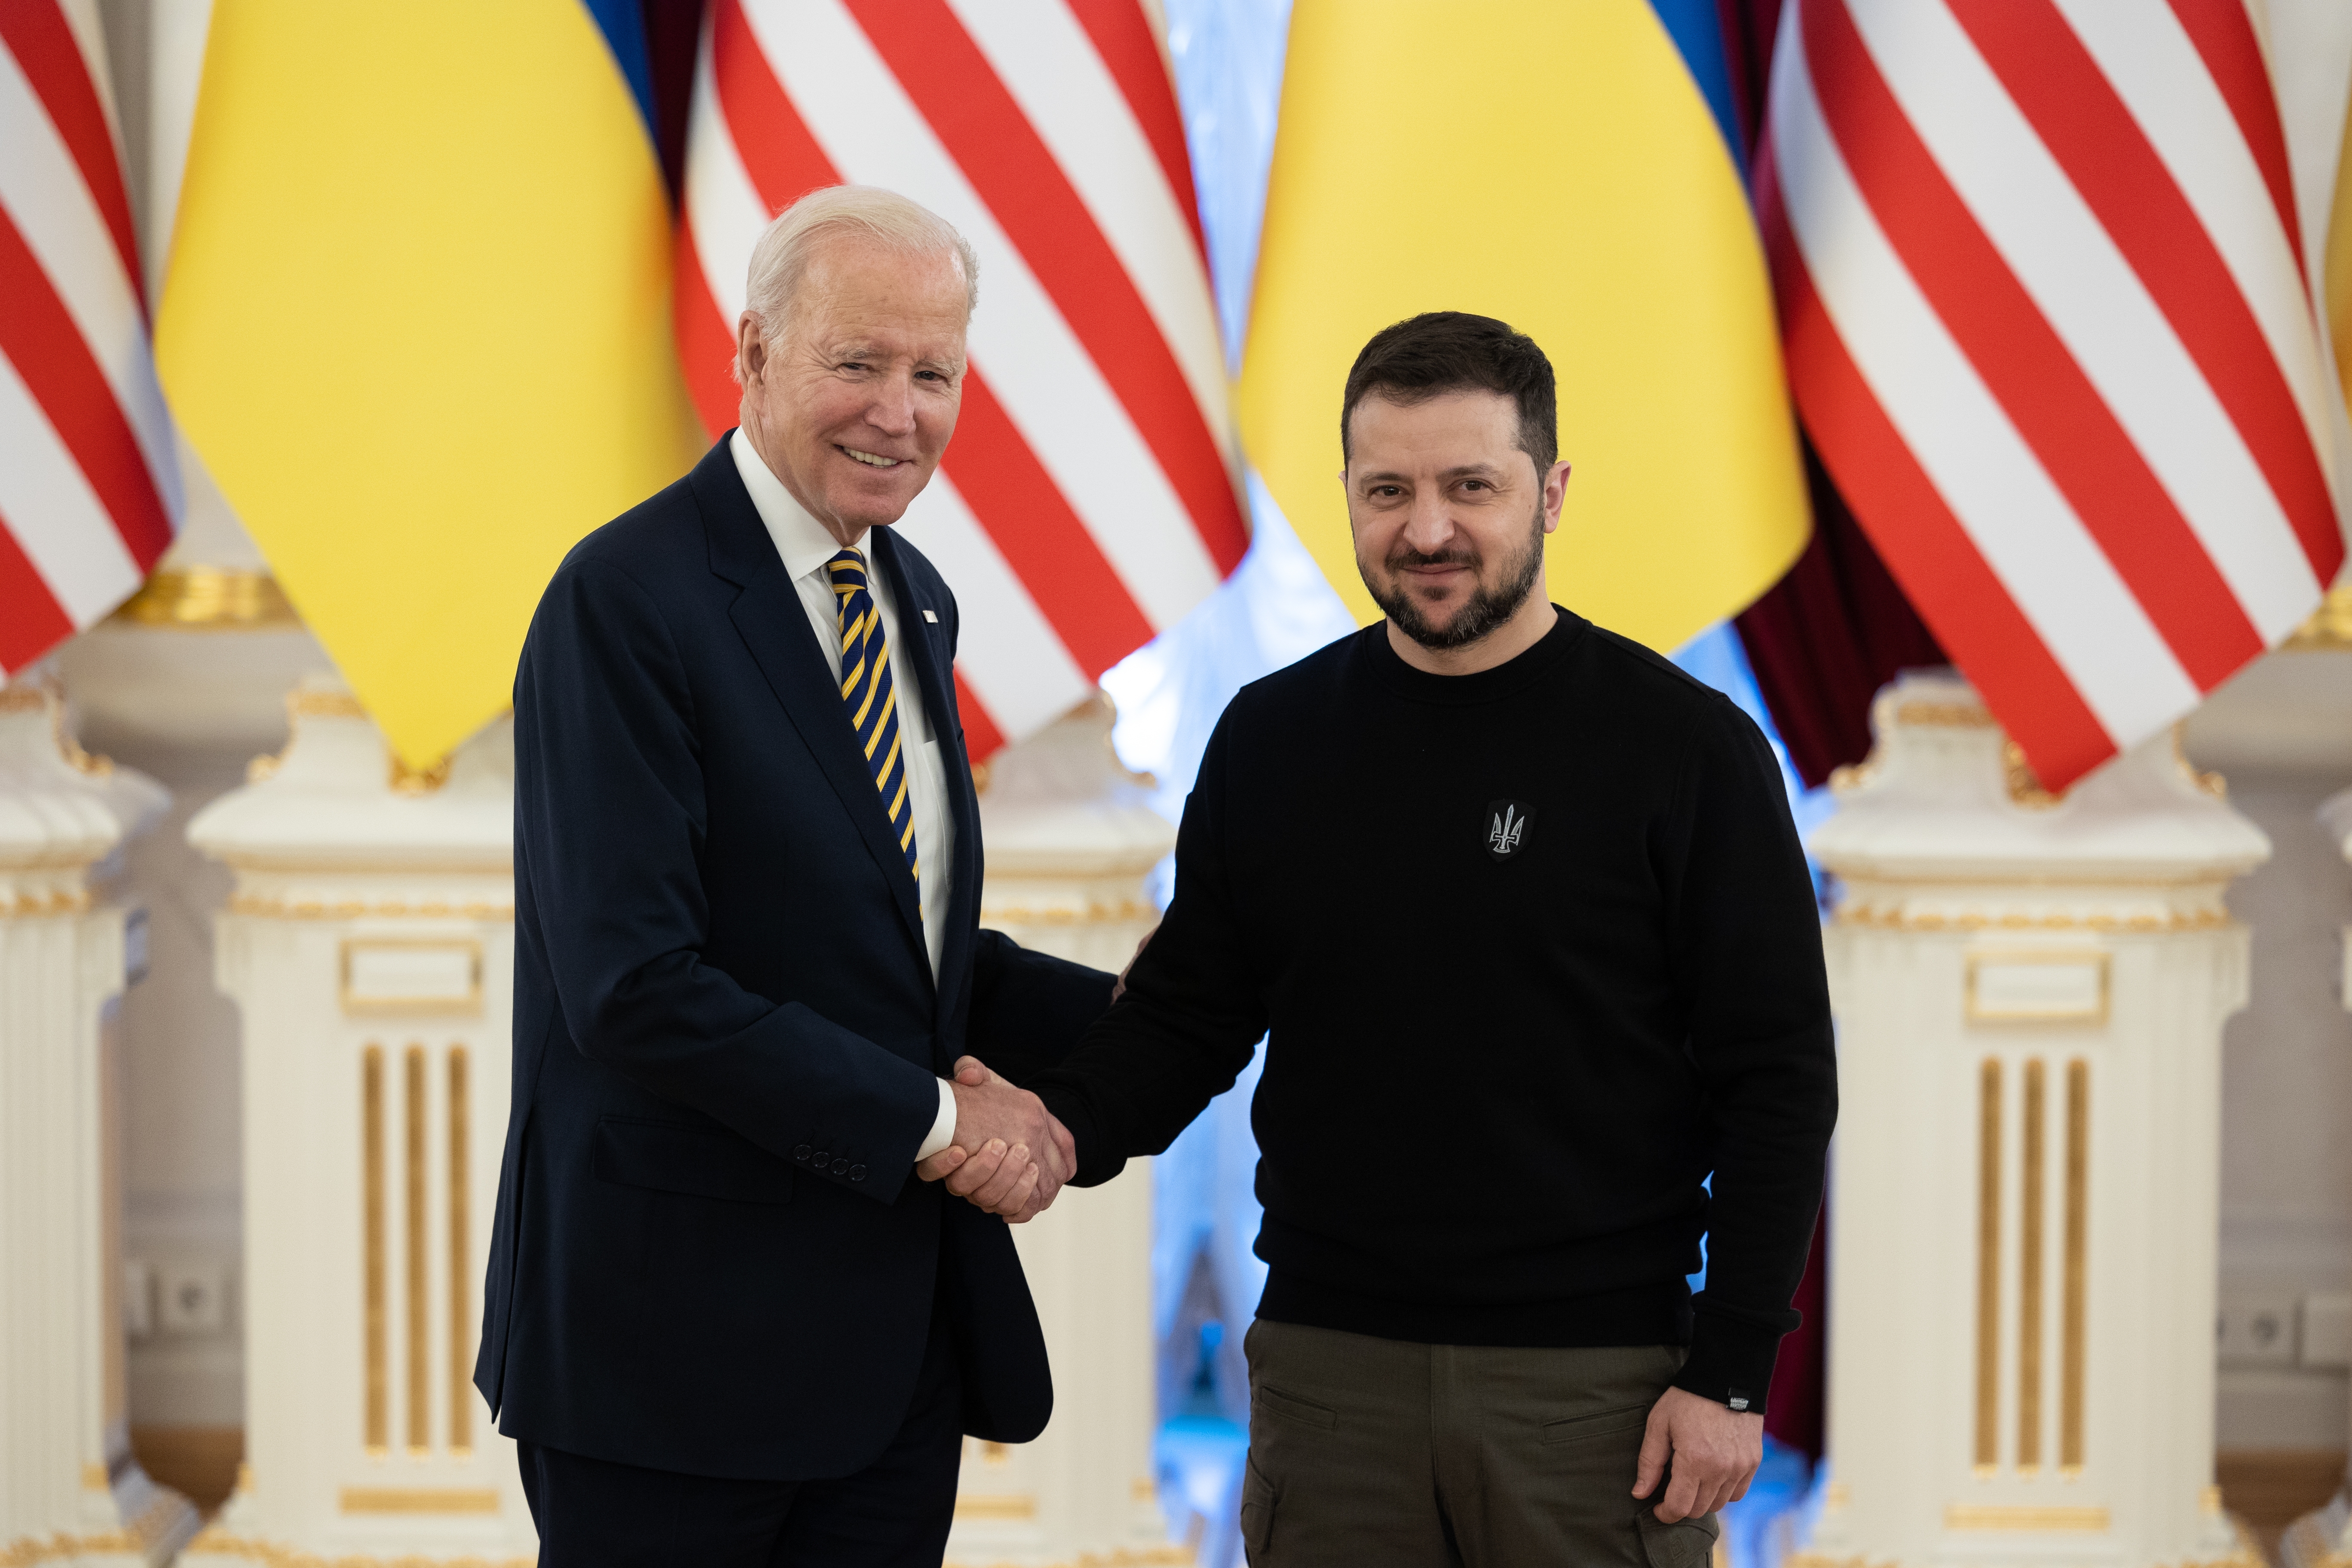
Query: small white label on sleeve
[[922, 609, 938, 623]]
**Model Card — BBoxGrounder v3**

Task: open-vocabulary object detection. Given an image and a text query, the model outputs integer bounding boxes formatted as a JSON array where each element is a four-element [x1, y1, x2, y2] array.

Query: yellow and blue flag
[[156, 0, 705, 768], [1239, 0, 1808, 653]]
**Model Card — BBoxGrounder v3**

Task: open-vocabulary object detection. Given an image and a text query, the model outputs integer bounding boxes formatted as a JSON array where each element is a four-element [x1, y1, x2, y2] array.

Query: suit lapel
[[696, 444, 928, 965], [875, 529, 981, 1037]]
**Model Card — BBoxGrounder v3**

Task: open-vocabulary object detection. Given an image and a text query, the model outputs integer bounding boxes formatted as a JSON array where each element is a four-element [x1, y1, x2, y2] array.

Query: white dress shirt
[[730, 430, 959, 1161]]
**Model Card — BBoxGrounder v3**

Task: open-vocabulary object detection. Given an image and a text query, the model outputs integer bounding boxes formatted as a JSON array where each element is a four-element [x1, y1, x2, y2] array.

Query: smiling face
[[735, 236, 970, 545], [1345, 388, 1569, 659]]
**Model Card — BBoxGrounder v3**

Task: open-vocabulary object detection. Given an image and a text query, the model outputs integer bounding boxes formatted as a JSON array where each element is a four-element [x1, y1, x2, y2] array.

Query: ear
[[735, 313, 767, 384], [1540, 459, 1571, 535]]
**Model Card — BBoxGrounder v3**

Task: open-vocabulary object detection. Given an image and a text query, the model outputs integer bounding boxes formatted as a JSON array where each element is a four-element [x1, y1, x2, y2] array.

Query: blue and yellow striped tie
[[829, 549, 918, 889]]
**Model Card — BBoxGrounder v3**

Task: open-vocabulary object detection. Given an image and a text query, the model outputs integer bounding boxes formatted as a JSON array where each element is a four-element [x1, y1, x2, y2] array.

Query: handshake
[[913, 1057, 1075, 1224]]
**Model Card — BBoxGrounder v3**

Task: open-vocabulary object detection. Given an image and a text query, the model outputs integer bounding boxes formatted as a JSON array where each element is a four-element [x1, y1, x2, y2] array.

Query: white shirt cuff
[[915, 1076, 958, 1163]]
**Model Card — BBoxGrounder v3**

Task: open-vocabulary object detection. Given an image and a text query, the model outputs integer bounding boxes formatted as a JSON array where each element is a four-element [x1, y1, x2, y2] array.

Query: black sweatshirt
[[1029, 609, 1836, 1408]]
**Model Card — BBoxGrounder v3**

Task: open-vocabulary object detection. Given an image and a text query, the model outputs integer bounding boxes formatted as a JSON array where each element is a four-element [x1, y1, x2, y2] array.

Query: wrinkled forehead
[[795, 241, 970, 355]]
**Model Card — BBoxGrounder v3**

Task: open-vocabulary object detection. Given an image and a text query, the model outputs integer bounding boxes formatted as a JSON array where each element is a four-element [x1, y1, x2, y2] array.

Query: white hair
[[735, 185, 977, 378]]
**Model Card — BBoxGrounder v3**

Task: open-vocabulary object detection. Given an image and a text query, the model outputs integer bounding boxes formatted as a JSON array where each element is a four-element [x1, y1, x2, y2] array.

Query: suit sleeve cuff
[[914, 1077, 957, 1163], [1672, 1310, 1787, 1414]]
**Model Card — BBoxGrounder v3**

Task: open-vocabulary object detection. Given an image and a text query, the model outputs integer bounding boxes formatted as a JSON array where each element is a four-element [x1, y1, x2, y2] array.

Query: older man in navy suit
[[476, 186, 1112, 1566]]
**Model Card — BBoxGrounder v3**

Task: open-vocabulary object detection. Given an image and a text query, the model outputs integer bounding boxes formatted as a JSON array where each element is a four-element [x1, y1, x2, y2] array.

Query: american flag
[[0, 0, 179, 677], [1763, 0, 2344, 790], [675, 0, 1246, 760]]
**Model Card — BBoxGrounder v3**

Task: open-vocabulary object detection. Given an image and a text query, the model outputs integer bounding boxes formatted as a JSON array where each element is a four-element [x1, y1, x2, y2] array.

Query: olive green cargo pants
[[1238, 1320, 1721, 1568]]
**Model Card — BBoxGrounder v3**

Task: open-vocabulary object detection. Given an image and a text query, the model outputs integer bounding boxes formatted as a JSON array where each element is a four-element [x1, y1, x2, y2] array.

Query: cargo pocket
[[1239, 1452, 1277, 1564], [1636, 1506, 1720, 1568]]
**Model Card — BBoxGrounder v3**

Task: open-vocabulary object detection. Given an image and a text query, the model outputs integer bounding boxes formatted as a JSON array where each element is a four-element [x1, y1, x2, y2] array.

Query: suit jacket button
[[831, 1158, 850, 1175], [794, 1145, 811, 1162], [849, 1164, 867, 1181]]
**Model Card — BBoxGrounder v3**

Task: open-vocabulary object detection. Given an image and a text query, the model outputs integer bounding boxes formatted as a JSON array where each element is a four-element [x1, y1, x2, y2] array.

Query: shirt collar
[[729, 426, 867, 584]]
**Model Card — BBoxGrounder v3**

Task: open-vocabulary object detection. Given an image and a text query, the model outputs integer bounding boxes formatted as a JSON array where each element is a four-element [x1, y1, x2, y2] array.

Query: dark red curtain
[[641, 0, 710, 206], [1716, 0, 1921, 1462], [1717, 0, 1946, 790]]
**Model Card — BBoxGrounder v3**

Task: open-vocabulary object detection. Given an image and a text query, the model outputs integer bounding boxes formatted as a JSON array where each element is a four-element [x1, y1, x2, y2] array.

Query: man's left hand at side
[[914, 1057, 1075, 1223], [1632, 1386, 1763, 1523]]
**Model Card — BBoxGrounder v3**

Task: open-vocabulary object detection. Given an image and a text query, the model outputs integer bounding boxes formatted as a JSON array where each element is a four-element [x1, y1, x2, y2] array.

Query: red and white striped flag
[[1763, 0, 2344, 790], [0, 0, 179, 677], [676, 0, 1247, 760]]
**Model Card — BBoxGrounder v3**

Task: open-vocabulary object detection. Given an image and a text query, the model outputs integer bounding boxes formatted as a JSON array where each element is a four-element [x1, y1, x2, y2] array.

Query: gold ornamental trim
[[337, 1485, 499, 1516], [0, 682, 114, 778], [340, 937, 485, 1017], [1840, 904, 2227, 933], [2, 1489, 191, 1563], [944, 1553, 1190, 1568], [981, 899, 1157, 925], [112, 568, 300, 631], [392, 754, 454, 796], [2286, 584, 2352, 649], [1964, 950, 2111, 1026], [2003, 741, 2064, 810], [1945, 1504, 2109, 1531], [952, 1493, 1038, 1521], [187, 1528, 531, 1567], [228, 893, 513, 922], [1895, 698, 1996, 727], [3, 1532, 142, 1565], [2, 888, 95, 920]]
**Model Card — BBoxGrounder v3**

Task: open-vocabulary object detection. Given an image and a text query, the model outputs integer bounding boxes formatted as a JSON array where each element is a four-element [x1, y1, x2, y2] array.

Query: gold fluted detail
[[2018, 1060, 2046, 1472], [404, 1046, 430, 1455], [2062, 1059, 2089, 1472], [362, 1047, 387, 1454], [449, 1046, 472, 1455], [1975, 1057, 2002, 1472]]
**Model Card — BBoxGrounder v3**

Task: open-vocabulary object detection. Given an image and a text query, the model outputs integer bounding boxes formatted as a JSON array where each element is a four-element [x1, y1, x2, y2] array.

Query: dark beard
[[1365, 508, 1546, 652]]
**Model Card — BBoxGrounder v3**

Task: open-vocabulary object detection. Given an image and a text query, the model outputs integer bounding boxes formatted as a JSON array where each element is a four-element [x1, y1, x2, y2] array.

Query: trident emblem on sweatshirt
[[1485, 800, 1530, 861]]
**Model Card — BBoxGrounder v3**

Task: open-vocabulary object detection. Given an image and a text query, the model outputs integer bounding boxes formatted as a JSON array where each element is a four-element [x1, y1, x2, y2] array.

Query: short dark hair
[[1340, 311, 1558, 479]]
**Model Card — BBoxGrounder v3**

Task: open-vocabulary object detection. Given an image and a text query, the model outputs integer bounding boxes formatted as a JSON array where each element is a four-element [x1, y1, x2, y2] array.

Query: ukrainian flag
[[156, 1, 704, 769], [1240, 0, 1807, 653]]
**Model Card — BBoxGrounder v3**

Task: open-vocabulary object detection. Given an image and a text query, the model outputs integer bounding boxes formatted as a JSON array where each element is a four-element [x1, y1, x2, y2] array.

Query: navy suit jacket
[[475, 436, 1116, 1480]]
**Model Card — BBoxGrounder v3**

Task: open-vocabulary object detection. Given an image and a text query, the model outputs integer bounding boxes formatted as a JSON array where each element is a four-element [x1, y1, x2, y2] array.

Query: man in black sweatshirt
[[1000, 312, 1832, 1565]]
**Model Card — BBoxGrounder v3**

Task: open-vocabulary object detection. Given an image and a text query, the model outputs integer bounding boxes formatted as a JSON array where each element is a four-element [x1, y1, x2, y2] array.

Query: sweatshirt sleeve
[[1662, 698, 1838, 1410], [1029, 710, 1269, 1185]]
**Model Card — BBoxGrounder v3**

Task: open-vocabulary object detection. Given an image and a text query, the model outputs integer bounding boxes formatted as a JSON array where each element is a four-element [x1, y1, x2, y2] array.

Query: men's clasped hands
[[913, 1057, 1073, 1224]]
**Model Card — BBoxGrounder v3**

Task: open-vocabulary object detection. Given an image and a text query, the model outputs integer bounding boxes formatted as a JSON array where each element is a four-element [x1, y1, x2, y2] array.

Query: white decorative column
[[1793, 673, 2268, 1568], [0, 683, 193, 1567], [2276, 790, 2352, 1568], [182, 683, 531, 1566], [947, 696, 1186, 1568]]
